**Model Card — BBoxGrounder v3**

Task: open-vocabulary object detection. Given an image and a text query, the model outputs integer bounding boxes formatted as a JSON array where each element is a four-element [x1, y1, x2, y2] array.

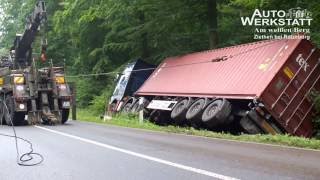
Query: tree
[[208, 0, 218, 49]]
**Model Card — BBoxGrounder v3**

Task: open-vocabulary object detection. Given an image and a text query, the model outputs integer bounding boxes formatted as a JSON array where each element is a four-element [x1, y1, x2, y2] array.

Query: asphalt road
[[0, 120, 319, 180]]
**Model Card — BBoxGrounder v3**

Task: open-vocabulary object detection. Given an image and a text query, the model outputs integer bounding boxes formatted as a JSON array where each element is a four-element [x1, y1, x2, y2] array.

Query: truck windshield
[[111, 63, 135, 99]]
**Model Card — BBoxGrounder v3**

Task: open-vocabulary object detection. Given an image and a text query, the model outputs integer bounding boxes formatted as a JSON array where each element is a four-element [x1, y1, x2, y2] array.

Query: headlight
[[59, 84, 67, 90], [14, 76, 24, 84], [55, 76, 65, 84], [19, 104, 25, 110], [0, 77, 4, 85], [16, 85, 24, 91]]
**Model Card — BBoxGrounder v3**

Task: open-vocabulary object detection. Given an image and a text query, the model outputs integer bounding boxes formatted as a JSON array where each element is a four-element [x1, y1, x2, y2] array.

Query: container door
[[261, 40, 320, 137]]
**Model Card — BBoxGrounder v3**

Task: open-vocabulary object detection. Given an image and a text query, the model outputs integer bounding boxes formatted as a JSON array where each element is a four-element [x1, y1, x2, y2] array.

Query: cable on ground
[[0, 93, 44, 166]]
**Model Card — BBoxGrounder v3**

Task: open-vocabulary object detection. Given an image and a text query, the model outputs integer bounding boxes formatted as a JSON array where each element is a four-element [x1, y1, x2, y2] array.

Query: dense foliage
[[0, 0, 319, 119]]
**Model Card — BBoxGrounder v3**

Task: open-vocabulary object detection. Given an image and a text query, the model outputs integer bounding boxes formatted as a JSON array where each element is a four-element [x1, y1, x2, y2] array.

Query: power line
[[66, 67, 156, 78], [66, 39, 285, 78]]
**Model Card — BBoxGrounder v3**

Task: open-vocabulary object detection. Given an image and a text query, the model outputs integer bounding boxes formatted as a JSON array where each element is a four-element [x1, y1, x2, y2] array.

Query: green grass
[[77, 109, 320, 150]]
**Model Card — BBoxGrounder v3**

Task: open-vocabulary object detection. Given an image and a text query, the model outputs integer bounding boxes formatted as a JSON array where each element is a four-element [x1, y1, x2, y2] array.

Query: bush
[[88, 81, 116, 114], [69, 76, 114, 108]]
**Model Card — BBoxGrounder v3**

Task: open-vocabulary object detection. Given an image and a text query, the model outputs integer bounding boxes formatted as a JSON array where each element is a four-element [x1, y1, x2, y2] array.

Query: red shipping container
[[136, 39, 320, 137]]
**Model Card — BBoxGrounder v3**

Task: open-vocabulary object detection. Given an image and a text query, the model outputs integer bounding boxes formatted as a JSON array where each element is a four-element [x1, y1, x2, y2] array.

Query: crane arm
[[11, 1, 46, 68]]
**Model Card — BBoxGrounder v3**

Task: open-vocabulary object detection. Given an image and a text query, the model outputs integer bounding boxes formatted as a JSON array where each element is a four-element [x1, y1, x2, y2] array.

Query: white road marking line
[[35, 125, 239, 180]]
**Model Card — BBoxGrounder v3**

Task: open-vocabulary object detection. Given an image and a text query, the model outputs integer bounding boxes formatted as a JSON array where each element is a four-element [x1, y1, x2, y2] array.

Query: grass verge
[[77, 109, 320, 150]]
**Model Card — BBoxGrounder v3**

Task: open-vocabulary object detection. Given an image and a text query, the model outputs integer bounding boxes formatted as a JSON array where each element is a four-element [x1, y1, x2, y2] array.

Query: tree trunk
[[138, 11, 149, 59], [208, 0, 218, 49]]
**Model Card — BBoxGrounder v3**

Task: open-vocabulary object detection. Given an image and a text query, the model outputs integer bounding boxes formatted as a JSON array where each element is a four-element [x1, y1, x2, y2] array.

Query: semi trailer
[[116, 38, 320, 137]]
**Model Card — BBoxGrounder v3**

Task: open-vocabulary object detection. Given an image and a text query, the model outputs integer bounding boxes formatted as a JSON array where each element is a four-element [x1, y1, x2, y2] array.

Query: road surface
[[0, 120, 319, 180]]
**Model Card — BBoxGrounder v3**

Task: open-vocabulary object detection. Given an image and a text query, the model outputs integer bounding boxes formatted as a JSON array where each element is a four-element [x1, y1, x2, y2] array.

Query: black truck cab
[[105, 59, 155, 117]]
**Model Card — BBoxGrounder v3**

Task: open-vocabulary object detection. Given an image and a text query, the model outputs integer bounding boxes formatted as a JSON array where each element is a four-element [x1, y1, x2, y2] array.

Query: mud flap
[[27, 112, 41, 125], [41, 108, 61, 125]]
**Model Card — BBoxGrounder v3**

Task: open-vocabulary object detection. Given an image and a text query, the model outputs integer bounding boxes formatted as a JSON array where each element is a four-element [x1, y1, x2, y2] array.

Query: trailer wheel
[[61, 109, 69, 124], [239, 116, 263, 134], [170, 99, 189, 125], [4, 95, 25, 126], [186, 98, 206, 125], [201, 99, 231, 128]]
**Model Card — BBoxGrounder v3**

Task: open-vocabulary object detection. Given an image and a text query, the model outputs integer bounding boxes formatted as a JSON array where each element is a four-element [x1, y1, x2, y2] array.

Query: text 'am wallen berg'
[[241, 9, 312, 26]]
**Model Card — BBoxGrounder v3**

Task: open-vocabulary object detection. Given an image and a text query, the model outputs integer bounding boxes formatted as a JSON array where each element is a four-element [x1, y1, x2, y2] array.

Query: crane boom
[[10, 1, 46, 68]]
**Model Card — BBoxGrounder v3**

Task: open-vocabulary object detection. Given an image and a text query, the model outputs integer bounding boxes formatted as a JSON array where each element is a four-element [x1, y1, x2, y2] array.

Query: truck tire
[[4, 95, 25, 126], [239, 116, 263, 134], [149, 109, 169, 125], [201, 99, 231, 128], [186, 98, 206, 118], [141, 99, 151, 117], [131, 98, 151, 115], [0, 102, 5, 125], [186, 98, 206, 128], [61, 109, 69, 124], [149, 109, 159, 123], [109, 102, 117, 112], [122, 103, 132, 113], [170, 99, 189, 125], [130, 101, 140, 114]]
